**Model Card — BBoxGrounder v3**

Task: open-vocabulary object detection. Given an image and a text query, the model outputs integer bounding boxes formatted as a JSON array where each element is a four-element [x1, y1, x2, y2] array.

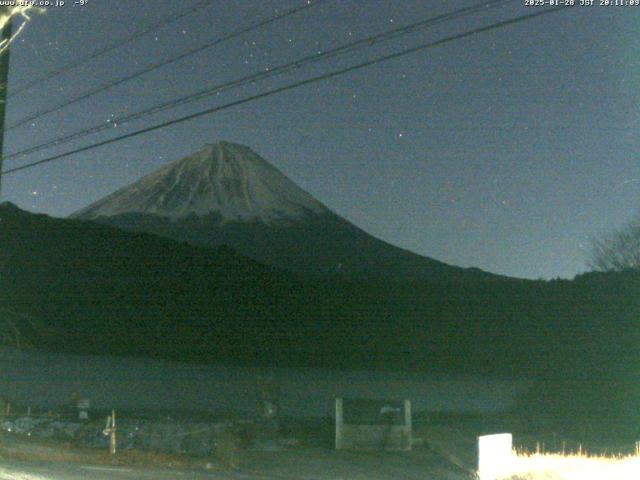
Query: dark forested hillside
[[4, 203, 639, 373], [2, 202, 639, 436]]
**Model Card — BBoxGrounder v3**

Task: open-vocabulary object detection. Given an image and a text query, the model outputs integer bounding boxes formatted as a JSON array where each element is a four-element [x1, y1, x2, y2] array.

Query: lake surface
[[0, 348, 529, 418]]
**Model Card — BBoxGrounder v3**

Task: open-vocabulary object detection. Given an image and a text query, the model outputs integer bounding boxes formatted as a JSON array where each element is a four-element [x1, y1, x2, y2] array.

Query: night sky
[[1, 0, 638, 280]]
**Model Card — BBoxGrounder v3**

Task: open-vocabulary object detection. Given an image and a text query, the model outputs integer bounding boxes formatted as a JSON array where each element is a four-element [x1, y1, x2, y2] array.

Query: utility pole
[[0, 7, 12, 198]]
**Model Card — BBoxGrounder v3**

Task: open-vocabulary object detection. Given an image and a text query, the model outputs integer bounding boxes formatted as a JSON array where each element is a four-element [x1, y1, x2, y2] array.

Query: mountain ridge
[[72, 141, 501, 281], [73, 142, 328, 224]]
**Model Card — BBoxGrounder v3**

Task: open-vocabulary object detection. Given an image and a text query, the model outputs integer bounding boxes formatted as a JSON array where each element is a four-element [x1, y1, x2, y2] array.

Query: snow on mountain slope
[[72, 141, 501, 280], [73, 141, 328, 224]]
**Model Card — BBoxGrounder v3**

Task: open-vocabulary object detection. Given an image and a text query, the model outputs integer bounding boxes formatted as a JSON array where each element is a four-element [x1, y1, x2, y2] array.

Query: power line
[[2, 6, 570, 177], [5, 0, 516, 162], [4, 0, 326, 132], [10, 0, 217, 98], [6, 0, 513, 160]]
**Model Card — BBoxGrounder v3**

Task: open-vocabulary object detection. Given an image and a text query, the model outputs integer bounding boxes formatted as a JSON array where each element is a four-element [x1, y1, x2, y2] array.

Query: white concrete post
[[478, 433, 513, 480], [335, 398, 344, 450], [404, 399, 412, 449]]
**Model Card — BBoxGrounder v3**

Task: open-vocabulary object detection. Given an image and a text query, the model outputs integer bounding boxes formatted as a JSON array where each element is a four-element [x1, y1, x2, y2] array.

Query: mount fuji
[[73, 141, 495, 281]]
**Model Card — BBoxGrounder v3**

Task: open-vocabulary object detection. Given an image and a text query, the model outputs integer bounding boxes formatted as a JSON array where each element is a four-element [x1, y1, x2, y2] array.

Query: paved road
[[0, 460, 346, 480], [0, 460, 246, 480], [0, 448, 468, 479]]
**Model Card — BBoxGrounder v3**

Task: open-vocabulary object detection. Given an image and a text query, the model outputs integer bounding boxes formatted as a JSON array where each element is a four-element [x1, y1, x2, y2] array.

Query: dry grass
[[496, 451, 640, 480], [214, 430, 241, 469], [0, 434, 224, 471]]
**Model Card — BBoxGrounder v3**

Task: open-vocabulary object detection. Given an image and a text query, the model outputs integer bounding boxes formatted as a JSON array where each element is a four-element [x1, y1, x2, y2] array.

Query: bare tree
[[589, 220, 640, 272]]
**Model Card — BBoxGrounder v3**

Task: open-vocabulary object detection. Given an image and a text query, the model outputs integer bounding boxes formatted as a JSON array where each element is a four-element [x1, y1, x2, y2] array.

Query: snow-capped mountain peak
[[73, 141, 328, 224]]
